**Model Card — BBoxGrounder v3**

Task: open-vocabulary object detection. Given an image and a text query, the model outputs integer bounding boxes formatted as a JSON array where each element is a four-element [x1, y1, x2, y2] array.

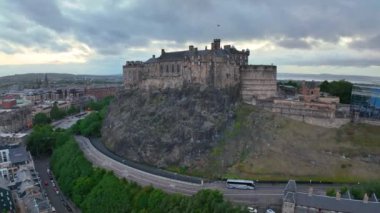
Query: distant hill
[[0, 73, 123, 91], [0, 73, 122, 83], [278, 73, 380, 84]]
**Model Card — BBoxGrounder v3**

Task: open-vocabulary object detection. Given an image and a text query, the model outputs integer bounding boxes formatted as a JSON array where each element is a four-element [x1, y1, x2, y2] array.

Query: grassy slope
[[189, 104, 380, 183]]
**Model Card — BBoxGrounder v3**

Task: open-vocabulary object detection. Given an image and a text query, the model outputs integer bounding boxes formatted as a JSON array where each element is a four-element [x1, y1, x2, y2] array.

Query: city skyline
[[0, 0, 379, 77]]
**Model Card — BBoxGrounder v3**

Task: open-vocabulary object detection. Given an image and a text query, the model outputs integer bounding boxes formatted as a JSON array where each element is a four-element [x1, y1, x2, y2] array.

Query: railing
[[89, 138, 203, 184]]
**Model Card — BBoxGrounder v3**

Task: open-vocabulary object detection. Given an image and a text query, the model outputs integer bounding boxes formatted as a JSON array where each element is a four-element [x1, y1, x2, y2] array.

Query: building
[[15, 166, 50, 213], [300, 81, 320, 102], [0, 178, 15, 213], [282, 180, 380, 213], [350, 84, 380, 122], [0, 107, 32, 133], [123, 39, 277, 102], [0, 133, 28, 147], [84, 86, 119, 100], [0, 145, 31, 182]]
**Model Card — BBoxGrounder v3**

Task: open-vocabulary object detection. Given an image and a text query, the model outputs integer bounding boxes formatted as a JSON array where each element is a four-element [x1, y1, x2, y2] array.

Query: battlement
[[123, 61, 144, 68], [241, 65, 277, 71]]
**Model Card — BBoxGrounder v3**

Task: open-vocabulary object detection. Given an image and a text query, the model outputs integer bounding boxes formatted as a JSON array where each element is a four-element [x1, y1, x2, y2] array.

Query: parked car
[[44, 180, 49, 186], [247, 207, 257, 213], [266, 209, 275, 213]]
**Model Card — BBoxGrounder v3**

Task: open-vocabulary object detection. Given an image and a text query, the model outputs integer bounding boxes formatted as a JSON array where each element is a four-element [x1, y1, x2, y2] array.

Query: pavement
[[34, 157, 80, 213], [76, 135, 337, 208]]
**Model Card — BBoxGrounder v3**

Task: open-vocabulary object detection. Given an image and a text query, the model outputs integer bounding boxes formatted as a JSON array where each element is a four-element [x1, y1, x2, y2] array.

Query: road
[[34, 157, 80, 213], [75, 136, 336, 208], [52, 112, 90, 130]]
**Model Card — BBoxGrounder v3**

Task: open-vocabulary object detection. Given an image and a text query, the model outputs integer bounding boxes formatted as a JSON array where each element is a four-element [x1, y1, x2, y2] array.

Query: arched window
[[177, 64, 180, 73], [172, 64, 175, 73]]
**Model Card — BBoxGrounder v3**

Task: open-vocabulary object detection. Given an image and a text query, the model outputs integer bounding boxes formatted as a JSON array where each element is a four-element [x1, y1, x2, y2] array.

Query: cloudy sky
[[0, 0, 379, 77]]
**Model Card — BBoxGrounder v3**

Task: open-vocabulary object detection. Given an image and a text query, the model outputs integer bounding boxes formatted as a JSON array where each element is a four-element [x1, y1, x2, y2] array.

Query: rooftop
[[9, 146, 30, 164]]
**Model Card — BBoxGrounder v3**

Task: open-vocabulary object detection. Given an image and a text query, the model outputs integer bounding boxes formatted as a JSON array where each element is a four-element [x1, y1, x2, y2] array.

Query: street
[[34, 157, 80, 213], [76, 136, 337, 208]]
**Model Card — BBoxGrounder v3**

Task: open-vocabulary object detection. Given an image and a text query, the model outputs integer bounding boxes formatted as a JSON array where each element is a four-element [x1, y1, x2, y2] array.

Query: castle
[[123, 39, 277, 102]]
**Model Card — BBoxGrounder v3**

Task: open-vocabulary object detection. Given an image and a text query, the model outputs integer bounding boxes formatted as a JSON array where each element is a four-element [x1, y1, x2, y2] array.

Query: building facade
[[350, 84, 380, 122], [282, 180, 380, 213], [123, 39, 277, 101]]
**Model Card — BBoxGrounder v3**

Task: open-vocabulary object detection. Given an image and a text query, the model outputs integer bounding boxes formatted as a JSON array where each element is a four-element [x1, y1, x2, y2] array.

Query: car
[[51, 206, 56, 212], [266, 209, 275, 213], [44, 180, 49, 186], [52, 182, 56, 187], [65, 204, 73, 212], [247, 207, 257, 213]]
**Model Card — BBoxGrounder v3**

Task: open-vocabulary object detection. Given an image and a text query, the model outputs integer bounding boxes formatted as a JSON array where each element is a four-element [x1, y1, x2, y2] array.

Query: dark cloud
[[8, 0, 70, 32], [1, 0, 380, 66], [350, 34, 380, 50], [276, 38, 311, 49]]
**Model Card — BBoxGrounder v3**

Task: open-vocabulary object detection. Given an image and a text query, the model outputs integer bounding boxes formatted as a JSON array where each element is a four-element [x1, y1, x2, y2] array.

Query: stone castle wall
[[240, 65, 277, 104], [123, 39, 277, 102]]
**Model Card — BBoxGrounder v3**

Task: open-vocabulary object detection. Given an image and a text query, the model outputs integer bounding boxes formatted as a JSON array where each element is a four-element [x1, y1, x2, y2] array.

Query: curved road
[[75, 136, 334, 207]]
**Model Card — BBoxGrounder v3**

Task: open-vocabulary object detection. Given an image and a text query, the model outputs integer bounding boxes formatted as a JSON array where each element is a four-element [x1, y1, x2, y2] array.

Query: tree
[[27, 125, 55, 156], [319, 80, 353, 104], [50, 102, 66, 120], [67, 106, 80, 115], [319, 80, 330, 93], [33, 113, 51, 126]]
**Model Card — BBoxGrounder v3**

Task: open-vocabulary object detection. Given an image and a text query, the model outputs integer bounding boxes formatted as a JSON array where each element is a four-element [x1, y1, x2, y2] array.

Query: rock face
[[102, 85, 239, 168]]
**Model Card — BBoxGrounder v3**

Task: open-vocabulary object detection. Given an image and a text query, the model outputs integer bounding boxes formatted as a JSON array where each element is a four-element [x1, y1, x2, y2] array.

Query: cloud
[[4, 0, 380, 54], [0, 0, 380, 75], [350, 34, 380, 50], [276, 38, 312, 49]]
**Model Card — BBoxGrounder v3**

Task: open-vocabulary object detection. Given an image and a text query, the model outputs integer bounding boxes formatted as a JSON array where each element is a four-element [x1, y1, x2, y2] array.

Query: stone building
[[0, 107, 32, 133], [300, 81, 320, 102], [123, 39, 277, 101], [84, 86, 119, 100], [282, 180, 380, 213]]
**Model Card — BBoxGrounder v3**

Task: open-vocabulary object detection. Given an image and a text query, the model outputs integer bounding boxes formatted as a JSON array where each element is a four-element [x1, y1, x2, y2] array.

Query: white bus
[[226, 179, 255, 190]]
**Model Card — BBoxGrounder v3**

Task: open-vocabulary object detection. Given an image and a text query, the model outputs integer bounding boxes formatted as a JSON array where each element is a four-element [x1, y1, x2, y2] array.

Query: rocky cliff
[[101, 86, 239, 168]]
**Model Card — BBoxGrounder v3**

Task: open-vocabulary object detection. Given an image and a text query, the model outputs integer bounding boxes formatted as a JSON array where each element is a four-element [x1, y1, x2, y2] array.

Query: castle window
[[172, 64, 175, 73], [177, 64, 180, 73], [160, 65, 163, 72], [166, 65, 169, 73]]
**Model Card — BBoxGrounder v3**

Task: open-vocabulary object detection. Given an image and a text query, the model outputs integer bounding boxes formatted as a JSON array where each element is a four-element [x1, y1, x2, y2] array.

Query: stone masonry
[[123, 39, 277, 101]]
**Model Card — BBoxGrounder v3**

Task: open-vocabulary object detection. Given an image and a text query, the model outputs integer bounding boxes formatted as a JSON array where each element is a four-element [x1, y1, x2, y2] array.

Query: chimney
[[161, 49, 165, 55], [152, 55, 155, 59], [213, 39, 221, 50], [308, 187, 313, 196], [194, 47, 198, 52], [336, 191, 341, 200], [363, 193, 369, 203], [205, 46, 208, 50], [189, 45, 194, 51]]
